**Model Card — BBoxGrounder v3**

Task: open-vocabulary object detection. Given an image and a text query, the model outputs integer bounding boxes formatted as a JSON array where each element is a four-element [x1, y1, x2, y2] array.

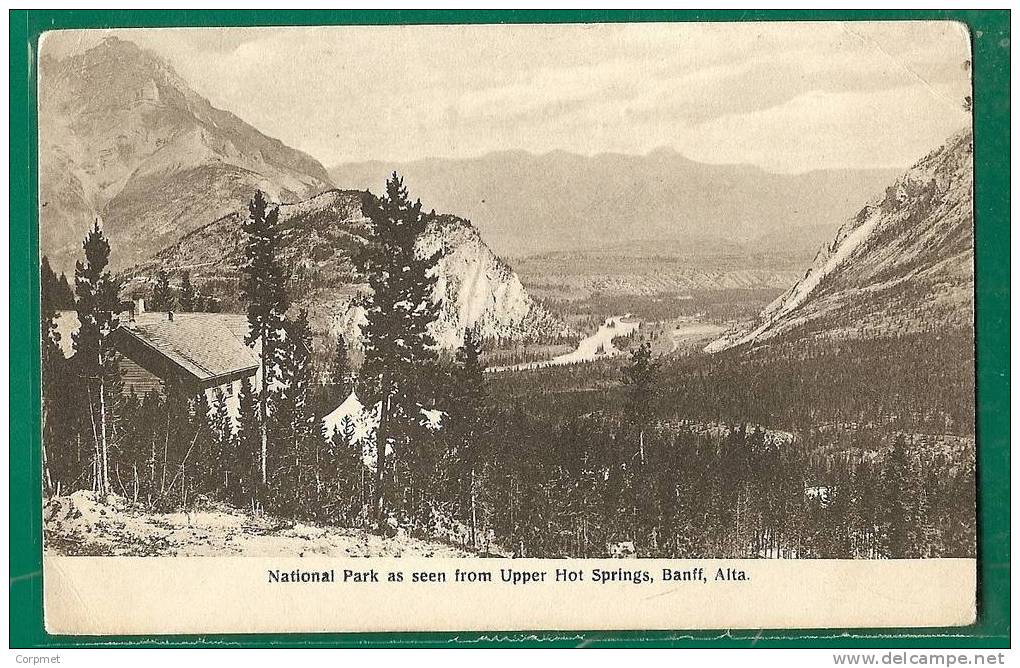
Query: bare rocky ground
[[43, 491, 471, 557]]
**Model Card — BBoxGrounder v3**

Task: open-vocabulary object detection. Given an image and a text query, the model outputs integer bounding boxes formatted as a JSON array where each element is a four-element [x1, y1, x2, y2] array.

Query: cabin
[[53, 306, 260, 419], [112, 311, 259, 417]]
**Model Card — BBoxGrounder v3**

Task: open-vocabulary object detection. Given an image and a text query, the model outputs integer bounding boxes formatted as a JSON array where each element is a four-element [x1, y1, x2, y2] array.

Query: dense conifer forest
[[41, 177, 976, 560]]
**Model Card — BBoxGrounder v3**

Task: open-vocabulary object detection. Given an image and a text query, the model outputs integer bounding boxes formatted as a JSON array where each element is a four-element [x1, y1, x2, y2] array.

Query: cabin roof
[[114, 313, 258, 383]]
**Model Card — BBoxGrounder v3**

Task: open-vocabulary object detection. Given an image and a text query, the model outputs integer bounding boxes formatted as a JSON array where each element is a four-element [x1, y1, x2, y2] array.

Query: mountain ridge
[[330, 150, 902, 263], [706, 129, 974, 352], [122, 189, 571, 351], [39, 36, 334, 273]]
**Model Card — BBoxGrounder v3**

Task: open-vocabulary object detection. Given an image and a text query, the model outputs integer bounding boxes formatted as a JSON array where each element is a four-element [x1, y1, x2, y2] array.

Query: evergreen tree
[[72, 221, 122, 495], [358, 173, 443, 524], [622, 341, 660, 464], [152, 385, 193, 509], [42, 265, 76, 311], [57, 272, 75, 309], [269, 310, 318, 515], [180, 391, 215, 505], [325, 334, 351, 407], [209, 389, 233, 495], [321, 421, 365, 526], [137, 390, 164, 505], [234, 377, 261, 509], [716, 424, 748, 555], [447, 326, 488, 545], [41, 258, 66, 355], [883, 434, 912, 558], [41, 256, 61, 316], [150, 269, 175, 312], [114, 391, 144, 501], [179, 271, 197, 312], [239, 190, 288, 489], [41, 256, 66, 494], [43, 355, 82, 495]]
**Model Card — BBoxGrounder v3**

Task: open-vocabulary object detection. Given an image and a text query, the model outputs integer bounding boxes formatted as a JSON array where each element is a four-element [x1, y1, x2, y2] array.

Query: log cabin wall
[[120, 356, 164, 398]]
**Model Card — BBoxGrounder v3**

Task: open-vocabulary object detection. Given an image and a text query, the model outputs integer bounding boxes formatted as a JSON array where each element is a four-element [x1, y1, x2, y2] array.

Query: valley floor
[[43, 491, 471, 558], [489, 315, 639, 372]]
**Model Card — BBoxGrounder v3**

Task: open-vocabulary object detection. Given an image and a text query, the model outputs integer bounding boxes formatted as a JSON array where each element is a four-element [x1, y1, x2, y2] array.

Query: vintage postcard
[[38, 21, 976, 634]]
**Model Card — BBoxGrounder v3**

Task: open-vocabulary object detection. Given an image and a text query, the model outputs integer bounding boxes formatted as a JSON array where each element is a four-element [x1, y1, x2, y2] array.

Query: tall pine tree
[[234, 377, 262, 510], [358, 173, 443, 524], [447, 325, 488, 546], [269, 310, 318, 515], [179, 271, 197, 312], [56, 272, 75, 309], [150, 269, 175, 312], [326, 334, 351, 407], [209, 389, 233, 495], [239, 190, 288, 488], [72, 221, 122, 495], [622, 341, 660, 464], [321, 420, 365, 526], [41, 256, 65, 494]]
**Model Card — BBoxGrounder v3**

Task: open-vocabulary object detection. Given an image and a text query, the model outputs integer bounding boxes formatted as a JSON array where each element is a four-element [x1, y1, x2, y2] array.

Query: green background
[[9, 9, 1010, 649]]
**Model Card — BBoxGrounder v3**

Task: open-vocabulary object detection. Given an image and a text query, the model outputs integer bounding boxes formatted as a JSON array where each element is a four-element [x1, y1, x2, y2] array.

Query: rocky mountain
[[39, 36, 333, 273], [122, 190, 570, 350], [706, 130, 974, 352], [330, 150, 901, 264], [417, 214, 569, 348]]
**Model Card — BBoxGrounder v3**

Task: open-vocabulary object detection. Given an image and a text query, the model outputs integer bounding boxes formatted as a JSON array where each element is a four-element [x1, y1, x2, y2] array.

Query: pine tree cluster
[[40, 178, 974, 559]]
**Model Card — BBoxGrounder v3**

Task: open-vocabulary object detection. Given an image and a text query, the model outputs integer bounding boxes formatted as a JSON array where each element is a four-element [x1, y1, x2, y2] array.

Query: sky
[[40, 22, 972, 173]]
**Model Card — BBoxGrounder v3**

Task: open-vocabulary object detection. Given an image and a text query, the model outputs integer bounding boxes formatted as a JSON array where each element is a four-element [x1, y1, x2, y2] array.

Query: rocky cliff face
[[124, 190, 570, 350], [416, 215, 569, 348], [39, 36, 333, 272], [706, 130, 974, 352]]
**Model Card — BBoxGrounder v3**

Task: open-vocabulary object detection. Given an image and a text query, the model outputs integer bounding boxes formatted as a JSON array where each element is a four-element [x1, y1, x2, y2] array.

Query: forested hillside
[[709, 130, 974, 351]]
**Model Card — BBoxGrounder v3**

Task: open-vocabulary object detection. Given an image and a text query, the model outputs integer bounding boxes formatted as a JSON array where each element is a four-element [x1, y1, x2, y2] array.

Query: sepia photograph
[[30, 18, 985, 634]]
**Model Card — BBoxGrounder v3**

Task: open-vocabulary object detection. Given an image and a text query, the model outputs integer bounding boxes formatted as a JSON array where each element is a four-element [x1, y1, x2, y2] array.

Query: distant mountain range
[[39, 36, 333, 273], [330, 151, 901, 263], [39, 35, 902, 283], [707, 129, 974, 352]]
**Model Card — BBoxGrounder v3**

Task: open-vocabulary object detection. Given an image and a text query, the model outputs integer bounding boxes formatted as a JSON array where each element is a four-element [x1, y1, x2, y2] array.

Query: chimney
[[135, 297, 145, 315]]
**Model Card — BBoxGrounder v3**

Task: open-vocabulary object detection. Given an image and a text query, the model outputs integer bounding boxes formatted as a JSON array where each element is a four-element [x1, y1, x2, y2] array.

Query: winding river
[[489, 315, 639, 372]]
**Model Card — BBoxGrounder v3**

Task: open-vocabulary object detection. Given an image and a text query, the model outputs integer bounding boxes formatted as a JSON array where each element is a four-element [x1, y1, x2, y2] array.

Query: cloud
[[40, 22, 972, 172], [680, 84, 970, 172]]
